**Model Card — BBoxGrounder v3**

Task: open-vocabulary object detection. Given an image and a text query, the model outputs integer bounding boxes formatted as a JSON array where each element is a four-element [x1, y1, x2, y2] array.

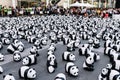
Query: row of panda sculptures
[[0, 15, 120, 80]]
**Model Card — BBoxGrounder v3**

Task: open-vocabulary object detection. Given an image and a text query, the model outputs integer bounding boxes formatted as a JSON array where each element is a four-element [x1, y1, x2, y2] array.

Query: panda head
[[47, 54, 56, 61], [101, 68, 109, 76], [94, 38, 99, 44], [13, 51, 21, 62], [3, 74, 15, 80], [18, 45, 24, 52], [22, 57, 29, 65], [0, 66, 3, 74], [30, 46, 37, 52], [69, 54, 75, 61], [86, 56, 94, 64], [70, 66, 79, 76], [55, 73, 66, 80], [34, 40, 40, 46], [106, 64, 112, 69], [27, 68, 36, 79]]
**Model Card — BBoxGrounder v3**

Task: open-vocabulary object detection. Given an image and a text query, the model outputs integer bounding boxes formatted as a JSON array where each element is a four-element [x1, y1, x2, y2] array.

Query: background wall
[[0, 0, 12, 8]]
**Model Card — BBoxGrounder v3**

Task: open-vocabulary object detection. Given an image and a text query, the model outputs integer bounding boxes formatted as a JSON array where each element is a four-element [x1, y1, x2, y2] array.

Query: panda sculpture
[[27, 35, 36, 43], [22, 55, 37, 66], [98, 68, 109, 80], [81, 31, 89, 40], [0, 66, 3, 74], [88, 38, 94, 45], [47, 54, 57, 73], [50, 34, 57, 43], [62, 36, 70, 45], [41, 36, 48, 45], [3, 74, 16, 80], [107, 69, 120, 80], [109, 53, 120, 62], [112, 44, 120, 52], [7, 43, 16, 54], [104, 39, 112, 48], [34, 39, 42, 49], [87, 50, 100, 62], [62, 51, 75, 62], [1, 38, 10, 45], [111, 60, 120, 71], [93, 38, 100, 48], [30, 46, 39, 56], [19, 66, 36, 79], [67, 41, 75, 52], [13, 51, 21, 62], [83, 56, 95, 71], [47, 50, 54, 57], [0, 53, 4, 61], [65, 62, 79, 77], [69, 33, 76, 40], [55, 73, 66, 80], [13, 40, 24, 52], [104, 47, 116, 57], [73, 39, 80, 48], [48, 43, 56, 52], [79, 44, 89, 56]]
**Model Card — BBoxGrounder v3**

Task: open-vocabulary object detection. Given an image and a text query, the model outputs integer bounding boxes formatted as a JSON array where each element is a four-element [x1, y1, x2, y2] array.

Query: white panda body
[[93, 38, 100, 48], [1, 38, 10, 45], [98, 68, 108, 80], [20, 66, 29, 77], [55, 73, 66, 80], [62, 51, 75, 61], [104, 47, 112, 55], [47, 54, 57, 73], [83, 56, 94, 71], [112, 60, 120, 71], [104, 39, 111, 47], [65, 62, 79, 76], [19, 66, 36, 79], [67, 41, 75, 51], [7, 44, 16, 54], [22, 55, 37, 66], [108, 70, 120, 80], [87, 51, 100, 61]]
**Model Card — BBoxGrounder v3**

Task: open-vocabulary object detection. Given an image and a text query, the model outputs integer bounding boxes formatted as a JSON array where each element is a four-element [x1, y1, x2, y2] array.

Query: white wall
[[0, 0, 17, 8], [0, 0, 12, 8]]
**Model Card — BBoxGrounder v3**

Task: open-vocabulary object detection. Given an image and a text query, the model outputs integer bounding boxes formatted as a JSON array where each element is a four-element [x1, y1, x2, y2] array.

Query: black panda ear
[[3, 75, 6, 78], [9, 73, 12, 75], [33, 68, 35, 70]]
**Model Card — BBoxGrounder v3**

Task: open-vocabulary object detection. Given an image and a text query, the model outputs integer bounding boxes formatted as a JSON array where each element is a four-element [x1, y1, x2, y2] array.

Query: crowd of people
[[0, 5, 120, 18]]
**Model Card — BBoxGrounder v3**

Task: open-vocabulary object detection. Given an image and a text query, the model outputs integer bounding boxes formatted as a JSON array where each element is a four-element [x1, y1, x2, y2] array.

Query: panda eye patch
[[30, 70, 32, 73]]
